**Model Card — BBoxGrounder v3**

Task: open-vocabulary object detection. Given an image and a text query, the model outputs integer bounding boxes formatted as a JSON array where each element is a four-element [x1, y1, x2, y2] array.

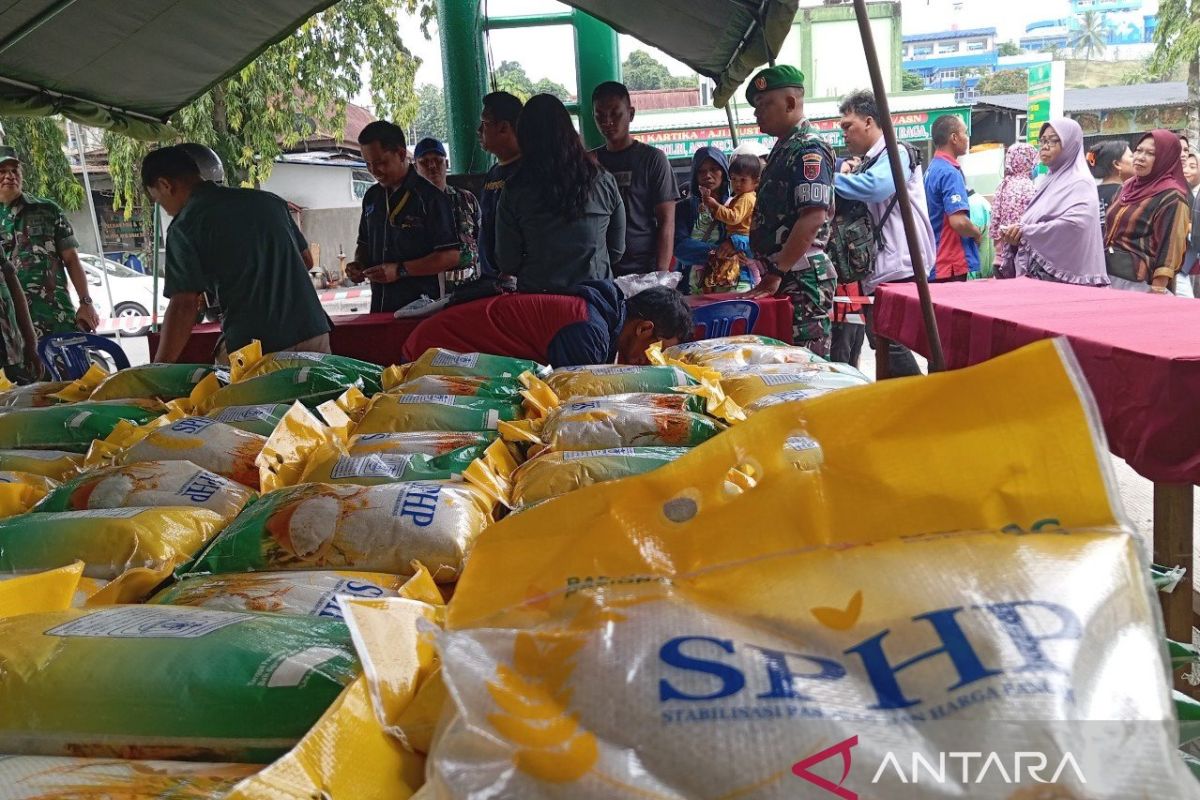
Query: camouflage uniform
[[445, 186, 481, 293], [0, 259, 26, 370], [0, 195, 79, 342], [750, 121, 838, 357]]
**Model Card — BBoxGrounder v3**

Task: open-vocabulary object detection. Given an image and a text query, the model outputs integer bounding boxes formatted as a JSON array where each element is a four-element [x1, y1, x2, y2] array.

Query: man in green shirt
[[0, 147, 100, 343], [142, 146, 330, 362]]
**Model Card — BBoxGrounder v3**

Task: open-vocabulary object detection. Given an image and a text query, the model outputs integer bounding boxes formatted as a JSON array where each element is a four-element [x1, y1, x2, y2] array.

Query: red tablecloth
[[149, 295, 794, 367], [873, 278, 1200, 485]]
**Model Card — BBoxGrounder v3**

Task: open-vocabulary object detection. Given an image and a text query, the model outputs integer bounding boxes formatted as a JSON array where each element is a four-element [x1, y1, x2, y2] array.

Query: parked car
[[67, 254, 169, 337]]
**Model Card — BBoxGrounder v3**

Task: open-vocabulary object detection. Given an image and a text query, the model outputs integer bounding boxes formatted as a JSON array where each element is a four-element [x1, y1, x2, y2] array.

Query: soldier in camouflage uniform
[[0, 147, 100, 347], [745, 66, 838, 358], [414, 138, 481, 294]]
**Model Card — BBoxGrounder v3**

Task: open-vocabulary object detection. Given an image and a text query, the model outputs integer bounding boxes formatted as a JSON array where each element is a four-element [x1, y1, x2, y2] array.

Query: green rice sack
[[0, 449, 83, 480], [233, 349, 383, 385], [204, 367, 380, 411], [149, 570, 409, 619], [184, 481, 494, 583], [385, 374, 523, 401], [544, 365, 697, 400], [89, 364, 217, 402], [348, 431, 497, 457], [517, 400, 725, 452], [0, 506, 228, 580], [0, 606, 358, 762], [509, 447, 690, 509], [400, 348, 547, 380], [36, 460, 255, 522], [355, 394, 522, 434], [0, 404, 158, 452], [205, 403, 294, 437], [298, 442, 487, 486]]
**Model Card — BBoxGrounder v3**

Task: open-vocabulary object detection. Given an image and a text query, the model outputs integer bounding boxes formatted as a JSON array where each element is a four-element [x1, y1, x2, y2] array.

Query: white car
[[69, 255, 169, 337]]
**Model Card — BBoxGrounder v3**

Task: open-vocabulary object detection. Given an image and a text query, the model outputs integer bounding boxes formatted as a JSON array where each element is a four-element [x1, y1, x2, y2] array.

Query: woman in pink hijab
[[990, 143, 1038, 278], [998, 118, 1108, 286]]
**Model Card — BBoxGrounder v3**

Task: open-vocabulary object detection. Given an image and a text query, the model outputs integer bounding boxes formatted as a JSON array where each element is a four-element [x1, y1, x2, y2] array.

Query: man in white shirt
[[834, 89, 937, 376]]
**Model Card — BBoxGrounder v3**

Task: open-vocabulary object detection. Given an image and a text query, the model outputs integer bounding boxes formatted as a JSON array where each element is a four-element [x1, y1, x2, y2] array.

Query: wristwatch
[[766, 262, 790, 279], [79, 297, 94, 306]]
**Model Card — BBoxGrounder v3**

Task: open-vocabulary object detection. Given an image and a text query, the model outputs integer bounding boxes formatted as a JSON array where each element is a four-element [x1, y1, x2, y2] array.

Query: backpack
[[828, 142, 921, 284]]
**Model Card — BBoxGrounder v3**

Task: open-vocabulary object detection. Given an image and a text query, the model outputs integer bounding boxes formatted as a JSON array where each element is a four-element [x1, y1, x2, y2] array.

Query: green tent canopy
[[560, 0, 799, 107], [0, 0, 798, 138], [0, 0, 339, 139]]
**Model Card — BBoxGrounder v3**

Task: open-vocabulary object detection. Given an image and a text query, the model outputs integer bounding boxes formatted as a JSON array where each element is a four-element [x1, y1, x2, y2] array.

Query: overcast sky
[[389, 0, 1158, 92]]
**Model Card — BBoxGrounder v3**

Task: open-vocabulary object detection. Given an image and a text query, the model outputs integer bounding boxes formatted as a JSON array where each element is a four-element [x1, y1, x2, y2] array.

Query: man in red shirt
[[924, 115, 983, 281], [402, 282, 692, 367]]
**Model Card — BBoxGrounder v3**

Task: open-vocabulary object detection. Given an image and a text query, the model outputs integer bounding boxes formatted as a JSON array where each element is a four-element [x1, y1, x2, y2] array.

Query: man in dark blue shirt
[[348, 121, 459, 313], [477, 92, 523, 278]]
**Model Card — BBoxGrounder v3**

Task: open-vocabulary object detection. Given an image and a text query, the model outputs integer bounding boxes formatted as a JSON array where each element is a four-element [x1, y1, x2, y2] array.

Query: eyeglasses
[[1039, 137, 1062, 148]]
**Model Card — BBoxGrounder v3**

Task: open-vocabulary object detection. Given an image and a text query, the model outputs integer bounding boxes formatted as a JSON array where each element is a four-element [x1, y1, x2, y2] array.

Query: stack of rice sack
[[649, 334, 871, 420], [466, 357, 733, 513], [0, 347, 428, 798]]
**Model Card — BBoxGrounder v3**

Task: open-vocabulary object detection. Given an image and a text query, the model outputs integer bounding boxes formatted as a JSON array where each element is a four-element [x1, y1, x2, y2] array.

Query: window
[[967, 39, 988, 51], [938, 42, 959, 54], [914, 45, 933, 56], [352, 170, 375, 201]]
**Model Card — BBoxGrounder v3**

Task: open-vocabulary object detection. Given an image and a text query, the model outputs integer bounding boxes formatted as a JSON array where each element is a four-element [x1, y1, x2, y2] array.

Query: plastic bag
[[542, 365, 696, 400], [92, 415, 267, 489], [426, 340, 1195, 799], [0, 506, 227, 582], [85, 363, 217, 402], [355, 394, 522, 435], [0, 450, 81, 481], [0, 755, 260, 798], [0, 605, 358, 762], [297, 441, 486, 487], [0, 471, 57, 518], [468, 443, 690, 509], [0, 404, 158, 452], [36, 460, 254, 521], [661, 334, 786, 362], [385, 374, 523, 402], [150, 569, 415, 619], [205, 402, 293, 436], [349, 431, 497, 457], [502, 400, 724, 454], [203, 366, 377, 412], [185, 481, 493, 583], [229, 340, 383, 388], [396, 348, 548, 381]]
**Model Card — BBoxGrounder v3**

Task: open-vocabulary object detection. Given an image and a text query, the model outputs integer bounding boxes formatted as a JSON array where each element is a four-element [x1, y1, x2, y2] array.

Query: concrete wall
[[261, 162, 358, 210], [65, 208, 101, 254], [298, 207, 360, 276]]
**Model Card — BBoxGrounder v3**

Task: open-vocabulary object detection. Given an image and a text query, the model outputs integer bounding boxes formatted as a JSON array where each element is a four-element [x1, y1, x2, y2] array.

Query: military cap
[[746, 65, 806, 105]]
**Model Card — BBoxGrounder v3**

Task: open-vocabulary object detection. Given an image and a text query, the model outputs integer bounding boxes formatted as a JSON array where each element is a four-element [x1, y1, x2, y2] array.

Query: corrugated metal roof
[[974, 82, 1189, 113], [903, 27, 997, 43]]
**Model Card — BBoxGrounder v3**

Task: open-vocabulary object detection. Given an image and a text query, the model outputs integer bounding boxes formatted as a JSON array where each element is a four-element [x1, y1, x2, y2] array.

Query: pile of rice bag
[[1, 336, 1194, 800]]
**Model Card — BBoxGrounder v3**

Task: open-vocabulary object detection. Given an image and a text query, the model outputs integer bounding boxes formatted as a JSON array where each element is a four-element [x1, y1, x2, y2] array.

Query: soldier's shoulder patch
[[802, 153, 823, 181]]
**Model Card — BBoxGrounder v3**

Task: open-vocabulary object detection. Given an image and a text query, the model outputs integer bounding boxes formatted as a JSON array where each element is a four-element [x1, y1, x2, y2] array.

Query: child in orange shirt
[[699, 154, 760, 292]]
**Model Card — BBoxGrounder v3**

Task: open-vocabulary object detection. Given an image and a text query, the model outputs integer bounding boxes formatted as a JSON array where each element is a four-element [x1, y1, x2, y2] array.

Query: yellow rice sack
[[0, 756, 259, 798], [665, 341, 825, 369], [36, 460, 254, 521], [185, 481, 494, 583], [423, 340, 1195, 799], [149, 569, 415, 620], [86, 363, 218, 402], [659, 334, 788, 362], [0, 380, 75, 409], [0, 562, 83, 619], [295, 441, 486, 488], [0, 449, 83, 480], [0, 470, 57, 517], [385, 374, 523, 402], [354, 394, 522, 435], [501, 400, 724, 454]]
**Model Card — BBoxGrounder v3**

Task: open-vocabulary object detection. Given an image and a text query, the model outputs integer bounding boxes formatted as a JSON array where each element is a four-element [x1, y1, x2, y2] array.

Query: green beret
[[745, 65, 806, 105]]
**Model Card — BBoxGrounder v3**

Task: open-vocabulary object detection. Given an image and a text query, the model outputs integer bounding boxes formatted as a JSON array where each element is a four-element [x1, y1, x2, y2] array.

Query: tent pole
[[151, 205, 160, 334], [71, 122, 113, 321], [725, 104, 739, 147], [850, 0, 945, 372]]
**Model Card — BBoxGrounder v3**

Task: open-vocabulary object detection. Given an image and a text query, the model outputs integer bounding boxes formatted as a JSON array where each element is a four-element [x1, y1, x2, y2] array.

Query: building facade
[[902, 27, 998, 99]]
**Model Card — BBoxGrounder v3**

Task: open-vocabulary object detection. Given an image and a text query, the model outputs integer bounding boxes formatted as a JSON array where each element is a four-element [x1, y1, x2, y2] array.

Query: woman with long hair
[[990, 142, 1037, 278], [1087, 140, 1135, 234], [1103, 129, 1191, 293], [495, 94, 625, 292], [997, 118, 1107, 286]]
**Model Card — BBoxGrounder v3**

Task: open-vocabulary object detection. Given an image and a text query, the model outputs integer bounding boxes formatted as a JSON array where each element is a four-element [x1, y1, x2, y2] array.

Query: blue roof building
[[902, 27, 998, 99]]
